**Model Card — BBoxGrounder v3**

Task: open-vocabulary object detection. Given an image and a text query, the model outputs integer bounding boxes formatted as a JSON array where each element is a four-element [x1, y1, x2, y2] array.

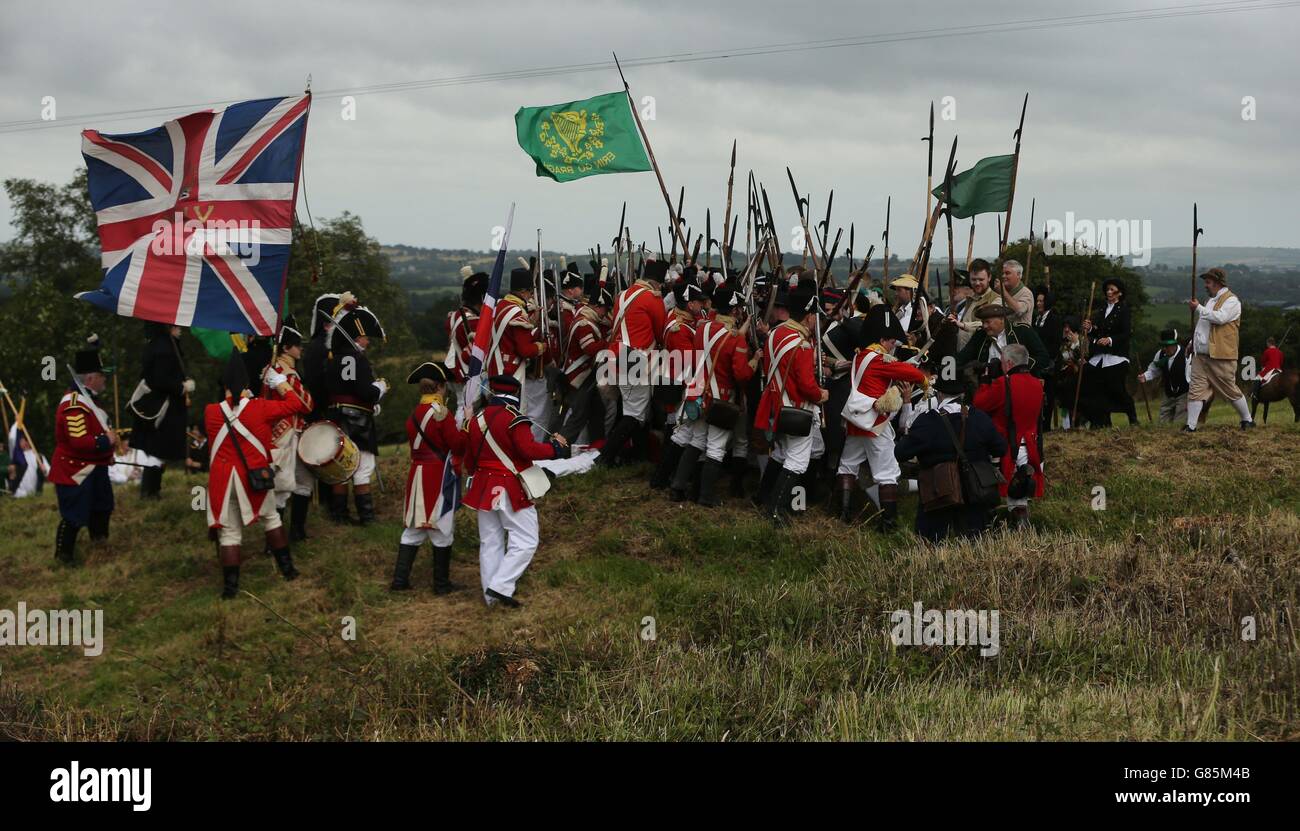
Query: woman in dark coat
[[1081, 277, 1137, 426], [132, 323, 193, 497]]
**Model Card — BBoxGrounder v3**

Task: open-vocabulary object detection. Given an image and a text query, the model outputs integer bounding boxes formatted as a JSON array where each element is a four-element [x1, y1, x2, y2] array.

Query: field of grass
[[2, 422, 1298, 740]]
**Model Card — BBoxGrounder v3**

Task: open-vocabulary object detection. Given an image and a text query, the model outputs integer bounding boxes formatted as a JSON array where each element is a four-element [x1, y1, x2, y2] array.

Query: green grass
[[2, 422, 1298, 740]]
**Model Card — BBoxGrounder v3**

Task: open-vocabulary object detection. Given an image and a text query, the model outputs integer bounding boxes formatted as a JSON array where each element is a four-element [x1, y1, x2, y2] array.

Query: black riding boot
[[289, 493, 311, 541], [752, 458, 781, 509], [54, 521, 78, 566], [390, 543, 418, 591], [696, 458, 724, 507], [878, 484, 900, 533], [432, 545, 457, 595], [139, 465, 163, 499], [271, 547, 299, 580], [222, 566, 241, 599], [88, 510, 111, 542], [596, 415, 637, 467], [763, 466, 799, 527], [728, 456, 748, 498], [669, 446, 702, 501], [836, 474, 856, 524], [355, 491, 376, 526], [650, 439, 684, 489], [329, 491, 352, 524]]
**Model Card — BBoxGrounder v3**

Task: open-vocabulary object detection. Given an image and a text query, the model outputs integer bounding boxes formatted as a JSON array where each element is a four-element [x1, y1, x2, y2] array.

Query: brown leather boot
[[877, 484, 899, 533]]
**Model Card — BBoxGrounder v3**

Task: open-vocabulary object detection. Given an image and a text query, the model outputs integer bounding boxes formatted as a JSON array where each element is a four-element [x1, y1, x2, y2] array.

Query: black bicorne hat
[[310, 292, 342, 337], [860, 304, 906, 347], [407, 361, 449, 385], [331, 306, 385, 348]]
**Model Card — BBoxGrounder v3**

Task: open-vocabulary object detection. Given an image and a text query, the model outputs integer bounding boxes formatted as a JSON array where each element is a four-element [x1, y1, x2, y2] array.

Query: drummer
[[324, 301, 388, 526], [263, 318, 314, 541]]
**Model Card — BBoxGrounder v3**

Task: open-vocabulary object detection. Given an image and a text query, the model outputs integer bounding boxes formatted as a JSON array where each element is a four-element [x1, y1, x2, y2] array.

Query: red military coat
[[609, 280, 666, 353], [446, 305, 479, 383], [49, 390, 112, 486], [205, 394, 308, 529], [487, 295, 543, 378], [463, 402, 557, 512], [973, 370, 1045, 497], [403, 397, 467, 530], [844, 346, 928, 438], [563, 305, 608, 387], [686, 316, 753, 405], [754, 321, 823, 432]]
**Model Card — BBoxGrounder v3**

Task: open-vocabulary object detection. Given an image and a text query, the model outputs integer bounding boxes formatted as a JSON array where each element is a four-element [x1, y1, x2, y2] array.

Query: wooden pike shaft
[[965, 219, 975, 272], [0, 379, 48, 474], [1072, 280, 1097, 429]]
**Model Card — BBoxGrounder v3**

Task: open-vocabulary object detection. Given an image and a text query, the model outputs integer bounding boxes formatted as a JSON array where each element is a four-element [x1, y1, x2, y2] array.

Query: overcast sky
[[1, 0, 1297, 260]]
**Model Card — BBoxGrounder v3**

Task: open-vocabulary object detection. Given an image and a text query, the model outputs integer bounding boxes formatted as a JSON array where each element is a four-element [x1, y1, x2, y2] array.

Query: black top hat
[[407, 361, 449, 385], [712, 285, 742, 311], [73, 334, 106, 375], [221, 351, 250, 395], [1158, 328, 1179, 346], [932, 374, 966, 396], [462, 272, 489, 306], [643, 259, 669, 282], [1102, 277, 1127, 296]]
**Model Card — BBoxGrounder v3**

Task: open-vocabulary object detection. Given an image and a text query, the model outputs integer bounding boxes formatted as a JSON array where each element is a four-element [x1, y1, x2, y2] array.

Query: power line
[[0, 0, 1295, 135]]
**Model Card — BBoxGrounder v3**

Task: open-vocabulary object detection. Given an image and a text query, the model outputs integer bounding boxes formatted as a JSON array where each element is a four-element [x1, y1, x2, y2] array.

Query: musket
[[1001, 93, 1029, 255], [727, 215, 738, 268], [882, 196, 892, 284], [1190, 203, 1204, 333], [786, 167, 822, 274], [534, 230, 547, 381], [923, 100, 935, 229], [612, 201, 626, 251], [657, 227, 666, 261]]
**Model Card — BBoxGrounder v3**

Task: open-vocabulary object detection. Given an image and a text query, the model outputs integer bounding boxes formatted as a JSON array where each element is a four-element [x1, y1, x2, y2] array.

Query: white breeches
[[476, 502, 540, 602], [838, 433, 902, 486]]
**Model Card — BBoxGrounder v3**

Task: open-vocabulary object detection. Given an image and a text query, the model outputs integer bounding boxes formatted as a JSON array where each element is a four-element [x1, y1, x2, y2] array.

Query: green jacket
[[956, 322, 1053, 378]]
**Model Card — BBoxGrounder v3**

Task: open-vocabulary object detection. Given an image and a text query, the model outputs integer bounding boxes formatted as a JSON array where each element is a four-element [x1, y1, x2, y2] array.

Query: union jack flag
[[78, 94, 311, 335]]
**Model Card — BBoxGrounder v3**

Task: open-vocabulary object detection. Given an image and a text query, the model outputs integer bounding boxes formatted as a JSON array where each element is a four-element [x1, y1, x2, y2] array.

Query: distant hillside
[[1136, 247, 1300, 269]]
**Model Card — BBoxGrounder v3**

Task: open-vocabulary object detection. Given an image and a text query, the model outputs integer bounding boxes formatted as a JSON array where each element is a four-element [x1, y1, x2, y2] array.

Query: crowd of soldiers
[[36, 243, 1267, 607]]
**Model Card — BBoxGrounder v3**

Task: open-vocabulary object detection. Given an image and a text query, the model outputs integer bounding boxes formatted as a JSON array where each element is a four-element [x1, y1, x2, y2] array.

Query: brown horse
[[1252, 368, 1300, 423]]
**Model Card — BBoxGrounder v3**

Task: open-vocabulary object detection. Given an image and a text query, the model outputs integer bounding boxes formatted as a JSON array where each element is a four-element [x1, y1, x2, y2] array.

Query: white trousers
[[769, 425, 823, 475], [217, 489, 281, 546], [838, 433, 901, 486], [618, 382, 651, 425], [273, 431, 314, 507], [352, 450, 376, 486], [401, 525, 454, 547], [477, 502, 539, 602], [671, 416, 733, 462]]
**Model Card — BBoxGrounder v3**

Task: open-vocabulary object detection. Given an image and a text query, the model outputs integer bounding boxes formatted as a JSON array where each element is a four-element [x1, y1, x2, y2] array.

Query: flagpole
[[613, 53, 689, 255], [461, 202, 516, 425]]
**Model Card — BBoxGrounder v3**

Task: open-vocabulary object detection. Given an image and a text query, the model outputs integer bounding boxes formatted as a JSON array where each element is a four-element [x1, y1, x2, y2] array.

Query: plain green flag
[[191, 327, 235, 360], [515, 91, 652, 182], [932, 154, 1015, 219]]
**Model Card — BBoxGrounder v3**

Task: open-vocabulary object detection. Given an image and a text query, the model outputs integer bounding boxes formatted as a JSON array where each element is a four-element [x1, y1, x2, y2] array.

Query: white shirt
[[1192, 286, 1241, 356], [1088, 303, 1128, 368], [12, 448, 44, 497]]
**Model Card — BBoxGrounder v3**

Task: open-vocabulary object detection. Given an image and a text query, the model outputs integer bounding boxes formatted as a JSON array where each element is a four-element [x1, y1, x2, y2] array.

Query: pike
[[657, 227, 665, 261], [817, 189, 834, 263], [1042, 222, 1052, 290], [923, 100, 935, 229], [832, 243, 874, 318], [917, 135, 957, 294], [786, 167, 822, 274], [846, 223, 856, 273], [821, 227, 842, 288], [1190, 203, 1204, 333], [614, 53, 688, 255], [966, 219, 975, 273], [944, 148, 957, 302], [1024, 198, 1036, 278], [727, 215, 738, 268], [1000, 93, 1029, 255], [705, 208, 713, 269], [669, 185, 686, 263], [882, 195, 891, 284], [1073, 280, 1098, 430], [759, 184, 782, 273], [722, 139, 737, 259], [534, 231, 547, 381], [690, 232, 702, 266]]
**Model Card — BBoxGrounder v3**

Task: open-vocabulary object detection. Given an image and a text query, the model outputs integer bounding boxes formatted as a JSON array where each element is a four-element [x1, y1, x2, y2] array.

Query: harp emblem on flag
[[540, 109, 605, 166]]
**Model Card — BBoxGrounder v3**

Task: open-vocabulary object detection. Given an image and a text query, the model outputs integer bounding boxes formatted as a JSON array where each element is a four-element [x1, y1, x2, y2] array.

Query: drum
[[297, 421, 360, 485]]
